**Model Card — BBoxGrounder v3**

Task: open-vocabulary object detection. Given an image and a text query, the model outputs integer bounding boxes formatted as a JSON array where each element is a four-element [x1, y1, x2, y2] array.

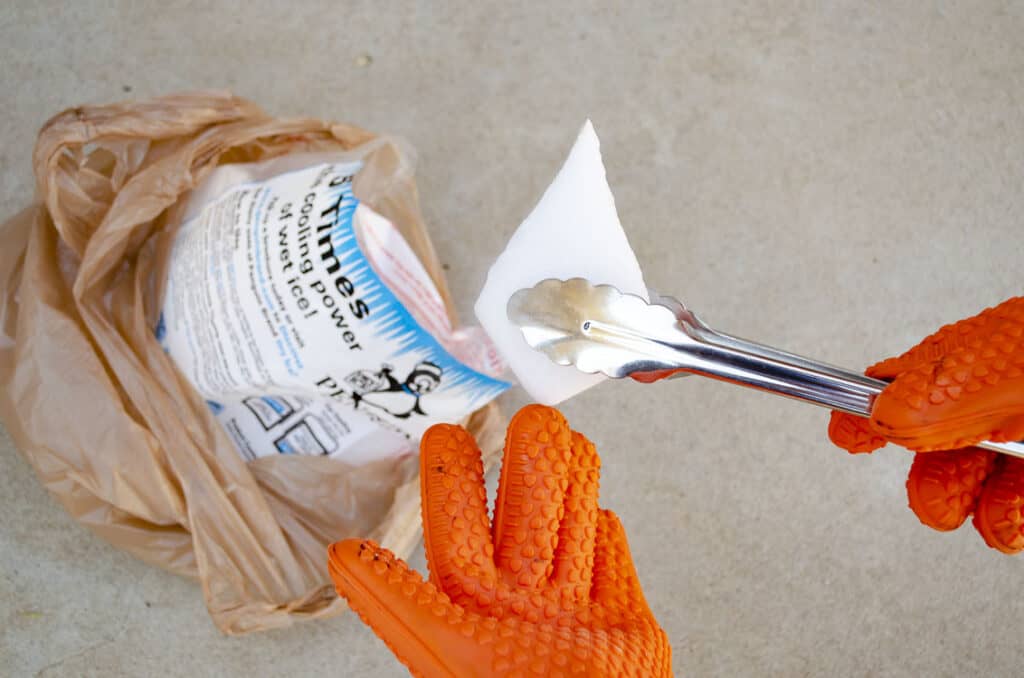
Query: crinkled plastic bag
[[0, 91, 504, 634]]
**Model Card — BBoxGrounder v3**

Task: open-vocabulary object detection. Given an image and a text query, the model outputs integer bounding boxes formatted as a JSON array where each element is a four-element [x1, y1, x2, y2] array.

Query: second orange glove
[[830, 296, 1024, 553]]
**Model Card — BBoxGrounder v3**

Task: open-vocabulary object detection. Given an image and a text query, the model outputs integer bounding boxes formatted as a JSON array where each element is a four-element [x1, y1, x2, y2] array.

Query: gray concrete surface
[[2, 2, 1023, 676]]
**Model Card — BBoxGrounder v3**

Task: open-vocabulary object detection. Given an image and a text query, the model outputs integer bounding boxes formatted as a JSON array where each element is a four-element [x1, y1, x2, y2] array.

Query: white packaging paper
[[474, 121, 648, 404]]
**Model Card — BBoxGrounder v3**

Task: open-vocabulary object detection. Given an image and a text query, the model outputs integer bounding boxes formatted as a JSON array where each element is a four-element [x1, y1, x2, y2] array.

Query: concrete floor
[[3, 2, 1023, 676]]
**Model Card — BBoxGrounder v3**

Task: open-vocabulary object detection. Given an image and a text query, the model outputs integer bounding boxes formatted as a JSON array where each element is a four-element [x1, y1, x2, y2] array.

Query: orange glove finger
[[327, 539, 487, 677], [630, 367, 687, 383], [420, 423, 498, 610], [905, 447, 996, 530], [585, 511, 673, 676], [590, 509, 655, 622], [492, 404, 572, 589], [828, 410, 888, 454], [973, 457, 1024, 554], [869, 297, 1024, 451], [549, 430, 601, 600]]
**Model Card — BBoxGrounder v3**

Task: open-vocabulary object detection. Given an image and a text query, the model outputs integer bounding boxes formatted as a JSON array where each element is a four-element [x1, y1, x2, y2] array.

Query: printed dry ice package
[[159, 155, 509, 465]]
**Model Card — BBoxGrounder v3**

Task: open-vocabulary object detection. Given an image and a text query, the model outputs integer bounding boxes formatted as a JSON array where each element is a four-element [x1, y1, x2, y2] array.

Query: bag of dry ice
[[160, 150, 508, 465], [0, 92, 509, 633]]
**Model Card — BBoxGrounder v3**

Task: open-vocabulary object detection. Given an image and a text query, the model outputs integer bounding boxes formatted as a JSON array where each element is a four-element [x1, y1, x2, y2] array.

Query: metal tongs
[[508, 278, 1024, 459]]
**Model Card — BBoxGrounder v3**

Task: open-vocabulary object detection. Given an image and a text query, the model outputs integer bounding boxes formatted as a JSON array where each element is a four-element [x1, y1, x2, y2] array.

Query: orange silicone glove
[[327, 405, 671, 677], [828, 297, 1024, 552]]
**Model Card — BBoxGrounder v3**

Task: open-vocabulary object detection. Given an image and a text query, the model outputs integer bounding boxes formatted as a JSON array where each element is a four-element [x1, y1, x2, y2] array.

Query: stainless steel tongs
[[507, 278, 1024, 459]]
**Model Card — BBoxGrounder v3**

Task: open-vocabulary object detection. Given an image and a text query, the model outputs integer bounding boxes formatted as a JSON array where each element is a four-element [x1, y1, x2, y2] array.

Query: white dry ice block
[[474, 120, 648, 405]]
